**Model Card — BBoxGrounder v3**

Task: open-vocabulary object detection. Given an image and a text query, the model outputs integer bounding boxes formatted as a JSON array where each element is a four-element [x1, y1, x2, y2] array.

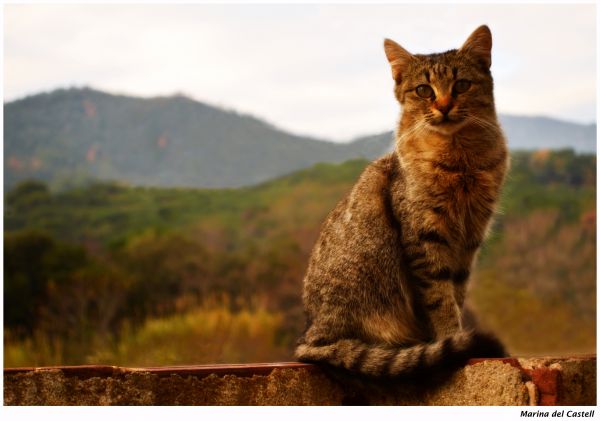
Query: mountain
[[4, 88, 368, 190], [498, 115, 596, 153], [346, 131, 395, 157], [4, 87, 595, 190]]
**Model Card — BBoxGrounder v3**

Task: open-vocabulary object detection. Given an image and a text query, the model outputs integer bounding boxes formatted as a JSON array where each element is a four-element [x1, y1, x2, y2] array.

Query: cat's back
[[316, 152, 402, 249], [303, 153, 405, 297], [301, 153, 420, 345]]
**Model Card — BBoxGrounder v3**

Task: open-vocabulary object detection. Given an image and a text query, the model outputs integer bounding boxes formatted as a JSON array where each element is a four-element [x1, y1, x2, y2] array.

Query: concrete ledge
[[4, 356, 595, 405]]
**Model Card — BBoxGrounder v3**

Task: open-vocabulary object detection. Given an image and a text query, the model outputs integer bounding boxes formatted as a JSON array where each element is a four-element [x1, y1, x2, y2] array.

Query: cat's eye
[[453, 79, 471, 94], [415, 85, 434, 98]]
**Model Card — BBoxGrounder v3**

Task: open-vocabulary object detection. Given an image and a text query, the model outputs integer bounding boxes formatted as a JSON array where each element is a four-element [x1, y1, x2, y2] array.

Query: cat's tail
[[294, 330, 505, 377]]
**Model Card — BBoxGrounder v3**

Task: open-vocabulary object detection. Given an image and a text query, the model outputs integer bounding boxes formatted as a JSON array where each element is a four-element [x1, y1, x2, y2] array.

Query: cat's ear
[[384, 38, 414, 84], [459, 25, 492, 69]]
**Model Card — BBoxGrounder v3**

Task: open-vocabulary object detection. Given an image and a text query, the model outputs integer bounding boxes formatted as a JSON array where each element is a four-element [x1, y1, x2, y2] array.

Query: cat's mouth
[[432, 114, 462, 125], [428, 114, 467, 133]]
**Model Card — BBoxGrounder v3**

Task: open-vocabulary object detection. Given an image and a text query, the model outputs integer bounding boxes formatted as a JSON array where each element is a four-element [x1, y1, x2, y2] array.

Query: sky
[[3, 3, 597, 142]]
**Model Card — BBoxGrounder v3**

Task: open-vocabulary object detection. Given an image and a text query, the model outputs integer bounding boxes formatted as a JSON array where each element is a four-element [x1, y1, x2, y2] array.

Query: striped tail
[[295, 330, 505, 377]]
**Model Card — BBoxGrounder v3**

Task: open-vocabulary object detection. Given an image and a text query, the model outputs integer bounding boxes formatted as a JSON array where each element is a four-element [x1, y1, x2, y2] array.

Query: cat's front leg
[[400, 204, 467, 338], [421, 279, 463, 338], [404, 235, 465, 338]]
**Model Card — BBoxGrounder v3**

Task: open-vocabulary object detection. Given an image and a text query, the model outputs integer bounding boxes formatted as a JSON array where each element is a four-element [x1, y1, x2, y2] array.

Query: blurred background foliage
[[4, 149, 596, 367]]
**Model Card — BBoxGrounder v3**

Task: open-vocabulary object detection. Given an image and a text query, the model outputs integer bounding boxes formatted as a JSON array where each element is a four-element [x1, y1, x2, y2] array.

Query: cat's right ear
[[384, 39, 414, 84]]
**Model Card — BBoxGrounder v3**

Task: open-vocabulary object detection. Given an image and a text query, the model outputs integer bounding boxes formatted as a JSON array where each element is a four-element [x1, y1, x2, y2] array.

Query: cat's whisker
[[397, 120, 427, 143], [466, 115, 503, 135]]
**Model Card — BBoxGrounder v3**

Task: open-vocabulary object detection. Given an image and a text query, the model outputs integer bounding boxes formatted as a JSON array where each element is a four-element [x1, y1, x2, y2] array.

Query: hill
[[4, 88, 378, 191], [498, 114, 596, 153], [4, 87, 595, 191]]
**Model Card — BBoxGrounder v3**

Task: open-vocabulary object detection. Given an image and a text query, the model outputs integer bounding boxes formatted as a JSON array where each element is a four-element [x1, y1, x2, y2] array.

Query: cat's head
[[384, 25, 495, 135]]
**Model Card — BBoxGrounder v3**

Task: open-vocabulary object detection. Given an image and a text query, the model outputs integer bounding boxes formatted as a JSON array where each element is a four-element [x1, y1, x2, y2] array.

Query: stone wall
[[4, 356, 595, 405]]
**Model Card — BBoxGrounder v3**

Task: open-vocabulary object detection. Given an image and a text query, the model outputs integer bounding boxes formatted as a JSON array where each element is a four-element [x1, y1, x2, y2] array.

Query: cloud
[[4, 3, 596, 141]]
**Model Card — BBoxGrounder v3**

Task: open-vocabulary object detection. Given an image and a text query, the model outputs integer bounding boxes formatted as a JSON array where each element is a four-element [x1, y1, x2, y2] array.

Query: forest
[[4, 149, 596, 367]]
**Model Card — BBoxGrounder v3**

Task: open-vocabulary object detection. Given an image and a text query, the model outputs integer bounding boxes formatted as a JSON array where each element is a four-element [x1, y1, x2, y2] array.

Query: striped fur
[[296, 330, 505, 377], [296, 26, 509, 376]]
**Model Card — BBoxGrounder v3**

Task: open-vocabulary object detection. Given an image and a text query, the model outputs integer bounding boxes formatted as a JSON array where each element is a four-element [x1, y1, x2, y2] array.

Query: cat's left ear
[[459, 25, 492, 69]]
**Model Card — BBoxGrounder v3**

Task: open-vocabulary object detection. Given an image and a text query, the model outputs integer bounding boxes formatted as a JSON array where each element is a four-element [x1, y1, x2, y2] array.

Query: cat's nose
[[434, 96, 453, 115]]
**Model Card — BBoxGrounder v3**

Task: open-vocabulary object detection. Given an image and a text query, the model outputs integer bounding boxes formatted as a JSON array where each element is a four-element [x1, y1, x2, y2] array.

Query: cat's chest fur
[[399, 132, 506, 248]]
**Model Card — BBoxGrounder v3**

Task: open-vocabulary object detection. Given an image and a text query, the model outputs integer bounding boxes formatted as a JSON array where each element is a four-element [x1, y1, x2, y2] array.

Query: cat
[[295, 25, 509, 377]]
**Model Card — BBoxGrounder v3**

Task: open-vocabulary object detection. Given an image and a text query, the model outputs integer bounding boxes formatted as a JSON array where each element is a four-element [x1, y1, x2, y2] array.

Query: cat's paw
[[470, 331, 507, 358]]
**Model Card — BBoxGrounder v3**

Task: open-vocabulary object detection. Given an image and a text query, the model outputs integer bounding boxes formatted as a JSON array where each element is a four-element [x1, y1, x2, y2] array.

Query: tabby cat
[[295, 25, 509, 377]]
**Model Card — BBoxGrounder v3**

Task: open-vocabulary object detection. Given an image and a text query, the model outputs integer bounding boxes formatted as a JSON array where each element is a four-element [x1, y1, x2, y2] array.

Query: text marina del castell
[[520, 410, 594, 418]]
